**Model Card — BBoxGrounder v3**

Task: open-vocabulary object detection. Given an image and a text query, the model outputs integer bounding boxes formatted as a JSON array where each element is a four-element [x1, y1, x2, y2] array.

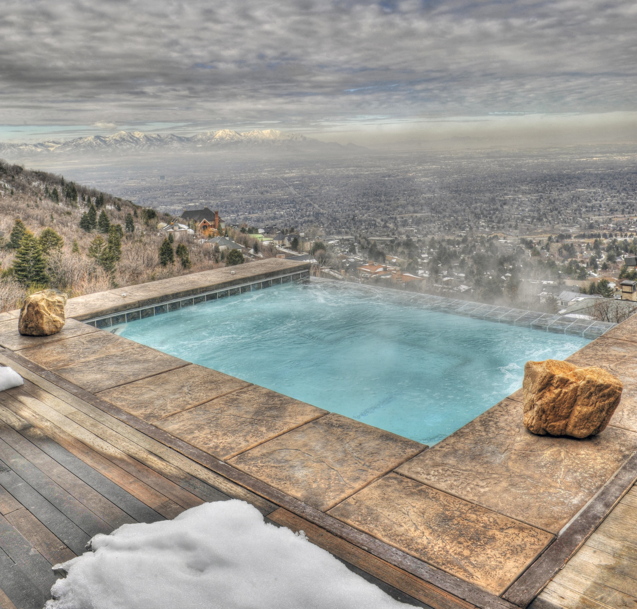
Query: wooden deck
[[0, 356, 439, 609]]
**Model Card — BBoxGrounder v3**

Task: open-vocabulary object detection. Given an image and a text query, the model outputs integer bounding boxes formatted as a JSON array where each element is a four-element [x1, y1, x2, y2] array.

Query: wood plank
[[559, 545, 637, 599], [0, 394, 182, 519], [2, 389, 200, 513], [0, 435, 114, 537], [0, 513, 57, 594], [0, 548, 47, 609], [269, 508, 477, 609], [550, 568, 637, 608], [586, 530, 637, 562], [0, 405, 30, 432], [0, 348, 516, 609], [16, 372, 273, 513], [18, 426, 164, 524], [0, 485, 21, 516], [539, 582, 612, 609], [0, 468, 90, 555], [503, 452, 637, 608], [0, 423, 133, 529], [5, 507, 75, 566]]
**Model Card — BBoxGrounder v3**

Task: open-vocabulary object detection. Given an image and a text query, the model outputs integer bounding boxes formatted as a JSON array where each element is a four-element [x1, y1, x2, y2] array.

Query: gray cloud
[[0, 0, 635, 135]]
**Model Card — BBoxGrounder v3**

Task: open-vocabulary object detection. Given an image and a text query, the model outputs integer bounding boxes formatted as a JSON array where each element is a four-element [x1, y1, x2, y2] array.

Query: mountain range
[[0, 129, 350, 156]]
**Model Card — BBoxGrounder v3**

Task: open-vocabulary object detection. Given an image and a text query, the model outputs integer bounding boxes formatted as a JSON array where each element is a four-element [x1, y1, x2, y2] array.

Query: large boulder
[[19, 290, 67, 336], [523, 359, 622, 438]]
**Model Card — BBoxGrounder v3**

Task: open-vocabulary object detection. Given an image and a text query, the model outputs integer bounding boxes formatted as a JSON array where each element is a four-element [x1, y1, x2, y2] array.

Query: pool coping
[[1, 258, 635, 609]]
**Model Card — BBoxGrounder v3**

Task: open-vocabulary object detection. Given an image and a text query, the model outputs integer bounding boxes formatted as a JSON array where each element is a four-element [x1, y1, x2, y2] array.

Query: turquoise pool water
[[117, 280, 589, 445]]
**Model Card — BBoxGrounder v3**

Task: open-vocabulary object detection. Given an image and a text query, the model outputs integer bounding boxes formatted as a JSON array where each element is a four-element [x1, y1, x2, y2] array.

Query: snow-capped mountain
[[0, 129, 341, 157]]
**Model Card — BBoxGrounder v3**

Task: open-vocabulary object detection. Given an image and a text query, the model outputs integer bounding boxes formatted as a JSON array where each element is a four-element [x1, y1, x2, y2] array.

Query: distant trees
[[64, 182, 78, 204], [159, 238, 174, 266], [125, 214, 135, 233], [226, 249, 244, 266], [79, 203, 98, 232], [290, 237, 299, 251], [142, 208, 157, 225]]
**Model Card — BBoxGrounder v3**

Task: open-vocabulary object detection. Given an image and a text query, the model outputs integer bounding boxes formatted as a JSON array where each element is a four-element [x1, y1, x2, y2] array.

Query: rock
[[523, 359, 622, 438], [18, 290, 67, 336]]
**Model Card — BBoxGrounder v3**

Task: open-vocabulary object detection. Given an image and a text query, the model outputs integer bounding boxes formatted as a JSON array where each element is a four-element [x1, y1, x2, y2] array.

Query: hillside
[[0, 159, 234, 313]]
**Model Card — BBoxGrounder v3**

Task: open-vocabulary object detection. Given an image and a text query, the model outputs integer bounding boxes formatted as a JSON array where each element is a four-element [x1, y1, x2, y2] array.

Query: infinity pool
[[117, 280, 589, 445]]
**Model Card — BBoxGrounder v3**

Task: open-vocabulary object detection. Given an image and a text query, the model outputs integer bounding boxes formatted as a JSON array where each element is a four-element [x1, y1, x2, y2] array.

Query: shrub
[[226, 249, 244, 266], [176, 244, 191, 269]]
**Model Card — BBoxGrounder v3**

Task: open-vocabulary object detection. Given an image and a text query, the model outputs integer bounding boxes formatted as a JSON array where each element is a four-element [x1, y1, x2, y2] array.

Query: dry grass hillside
[[0, 160, 237, 312]]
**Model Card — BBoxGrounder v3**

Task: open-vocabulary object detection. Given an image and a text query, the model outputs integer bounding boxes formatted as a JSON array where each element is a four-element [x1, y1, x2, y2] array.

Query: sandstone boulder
[[18, 290, 67, 336], [523, 359, 622, 438]]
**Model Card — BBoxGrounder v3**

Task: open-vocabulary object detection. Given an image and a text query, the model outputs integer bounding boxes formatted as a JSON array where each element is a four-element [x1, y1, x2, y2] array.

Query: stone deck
[[0, 258, 635, 609]]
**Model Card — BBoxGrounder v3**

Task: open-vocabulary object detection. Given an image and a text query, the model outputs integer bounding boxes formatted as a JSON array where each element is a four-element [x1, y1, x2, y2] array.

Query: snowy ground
[[47, 500, 409, 609]]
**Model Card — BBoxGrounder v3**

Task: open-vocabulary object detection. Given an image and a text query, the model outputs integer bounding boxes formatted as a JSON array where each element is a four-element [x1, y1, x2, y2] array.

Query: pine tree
[[88, 236, 106, 259], [64, 182, 78, 203], [95, 193, 105, 208], [107, 225, 122, 262], [159, 238, 174, 266], [98, 210, 110, 234], [38, 228, 64, 254], [72, 240, 80, 255], [168, 232, 174, 244], [125, 214, 135, 233], [51, 187, 59, 203], [87, 203, 97, 230], [12, 232, 49, 287], [79, 213, 92, 232], [8, 219, 27, 249], [175, 244, 191, 269]]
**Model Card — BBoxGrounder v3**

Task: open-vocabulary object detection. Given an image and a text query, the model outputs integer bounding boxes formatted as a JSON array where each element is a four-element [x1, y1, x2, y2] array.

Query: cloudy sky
[[1, 0, 636, 144]]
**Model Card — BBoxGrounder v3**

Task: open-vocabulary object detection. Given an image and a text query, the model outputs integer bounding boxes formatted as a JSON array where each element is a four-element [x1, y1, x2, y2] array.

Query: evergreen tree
[[176, 244, 191, 269], [79, 213, 92, 232], [159, 238, 174, 266], [253, 241, 259, 254], [38, 228, 64, 254], [95, 193, 105, 208], [12, 232, 49, 287], [72, 240, 80, 255], [142, 208, 157, 225], [64, 182, 78, 203], [98, 210, 110, 233], [51, 187, 59, 203], [168, 232, 174, 244], [291, 237, 299, 251], [107, 225, 122, 262], [125, 213, 135, 233], [88, 236, 106, 260], [8, 219, 27, 249], [87, 203, 97, 230], [226, 249, 244, 266]]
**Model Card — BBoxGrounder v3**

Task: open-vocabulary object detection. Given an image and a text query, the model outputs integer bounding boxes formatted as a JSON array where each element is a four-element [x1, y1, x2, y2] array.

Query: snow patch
[[47, 500, 407, 609], [0, 366, 24, 392]]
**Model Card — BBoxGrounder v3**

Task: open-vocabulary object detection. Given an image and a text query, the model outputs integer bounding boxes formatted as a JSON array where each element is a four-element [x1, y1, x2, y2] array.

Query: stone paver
[[397, 398, 637, 533], [329, 473, 553, 596], [159, 385, 327, 459], [0, 318, 99, 352], [229, 413, 423, 511], [97, 363, 251, 422]]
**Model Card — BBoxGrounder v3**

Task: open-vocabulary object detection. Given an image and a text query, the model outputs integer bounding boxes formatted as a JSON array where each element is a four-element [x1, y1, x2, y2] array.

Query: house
[[207, 236, 243, 251], [619, 280, 637, 301], [558, 290, 583, 307], [180, 207, 225, 237], [625, 255, 637, 267], [160, 222, 193, 236]]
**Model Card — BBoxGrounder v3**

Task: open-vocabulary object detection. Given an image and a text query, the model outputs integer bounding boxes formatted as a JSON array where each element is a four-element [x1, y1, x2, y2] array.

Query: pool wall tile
[[181, 298, 194, 307], [206, 292, 217, 301], [96, 318, 112, 329], [141, 307, 154, 319], [126, 310, 141, 322], [168, 302, 181, 312], [112, 314, 127, 326], [193, 295, 206, 304], [155, 304, 168, 315]]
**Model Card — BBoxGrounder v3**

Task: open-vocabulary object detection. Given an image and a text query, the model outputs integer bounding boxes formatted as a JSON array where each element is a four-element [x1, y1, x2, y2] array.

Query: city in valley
[[3, 135, 636, 322]]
